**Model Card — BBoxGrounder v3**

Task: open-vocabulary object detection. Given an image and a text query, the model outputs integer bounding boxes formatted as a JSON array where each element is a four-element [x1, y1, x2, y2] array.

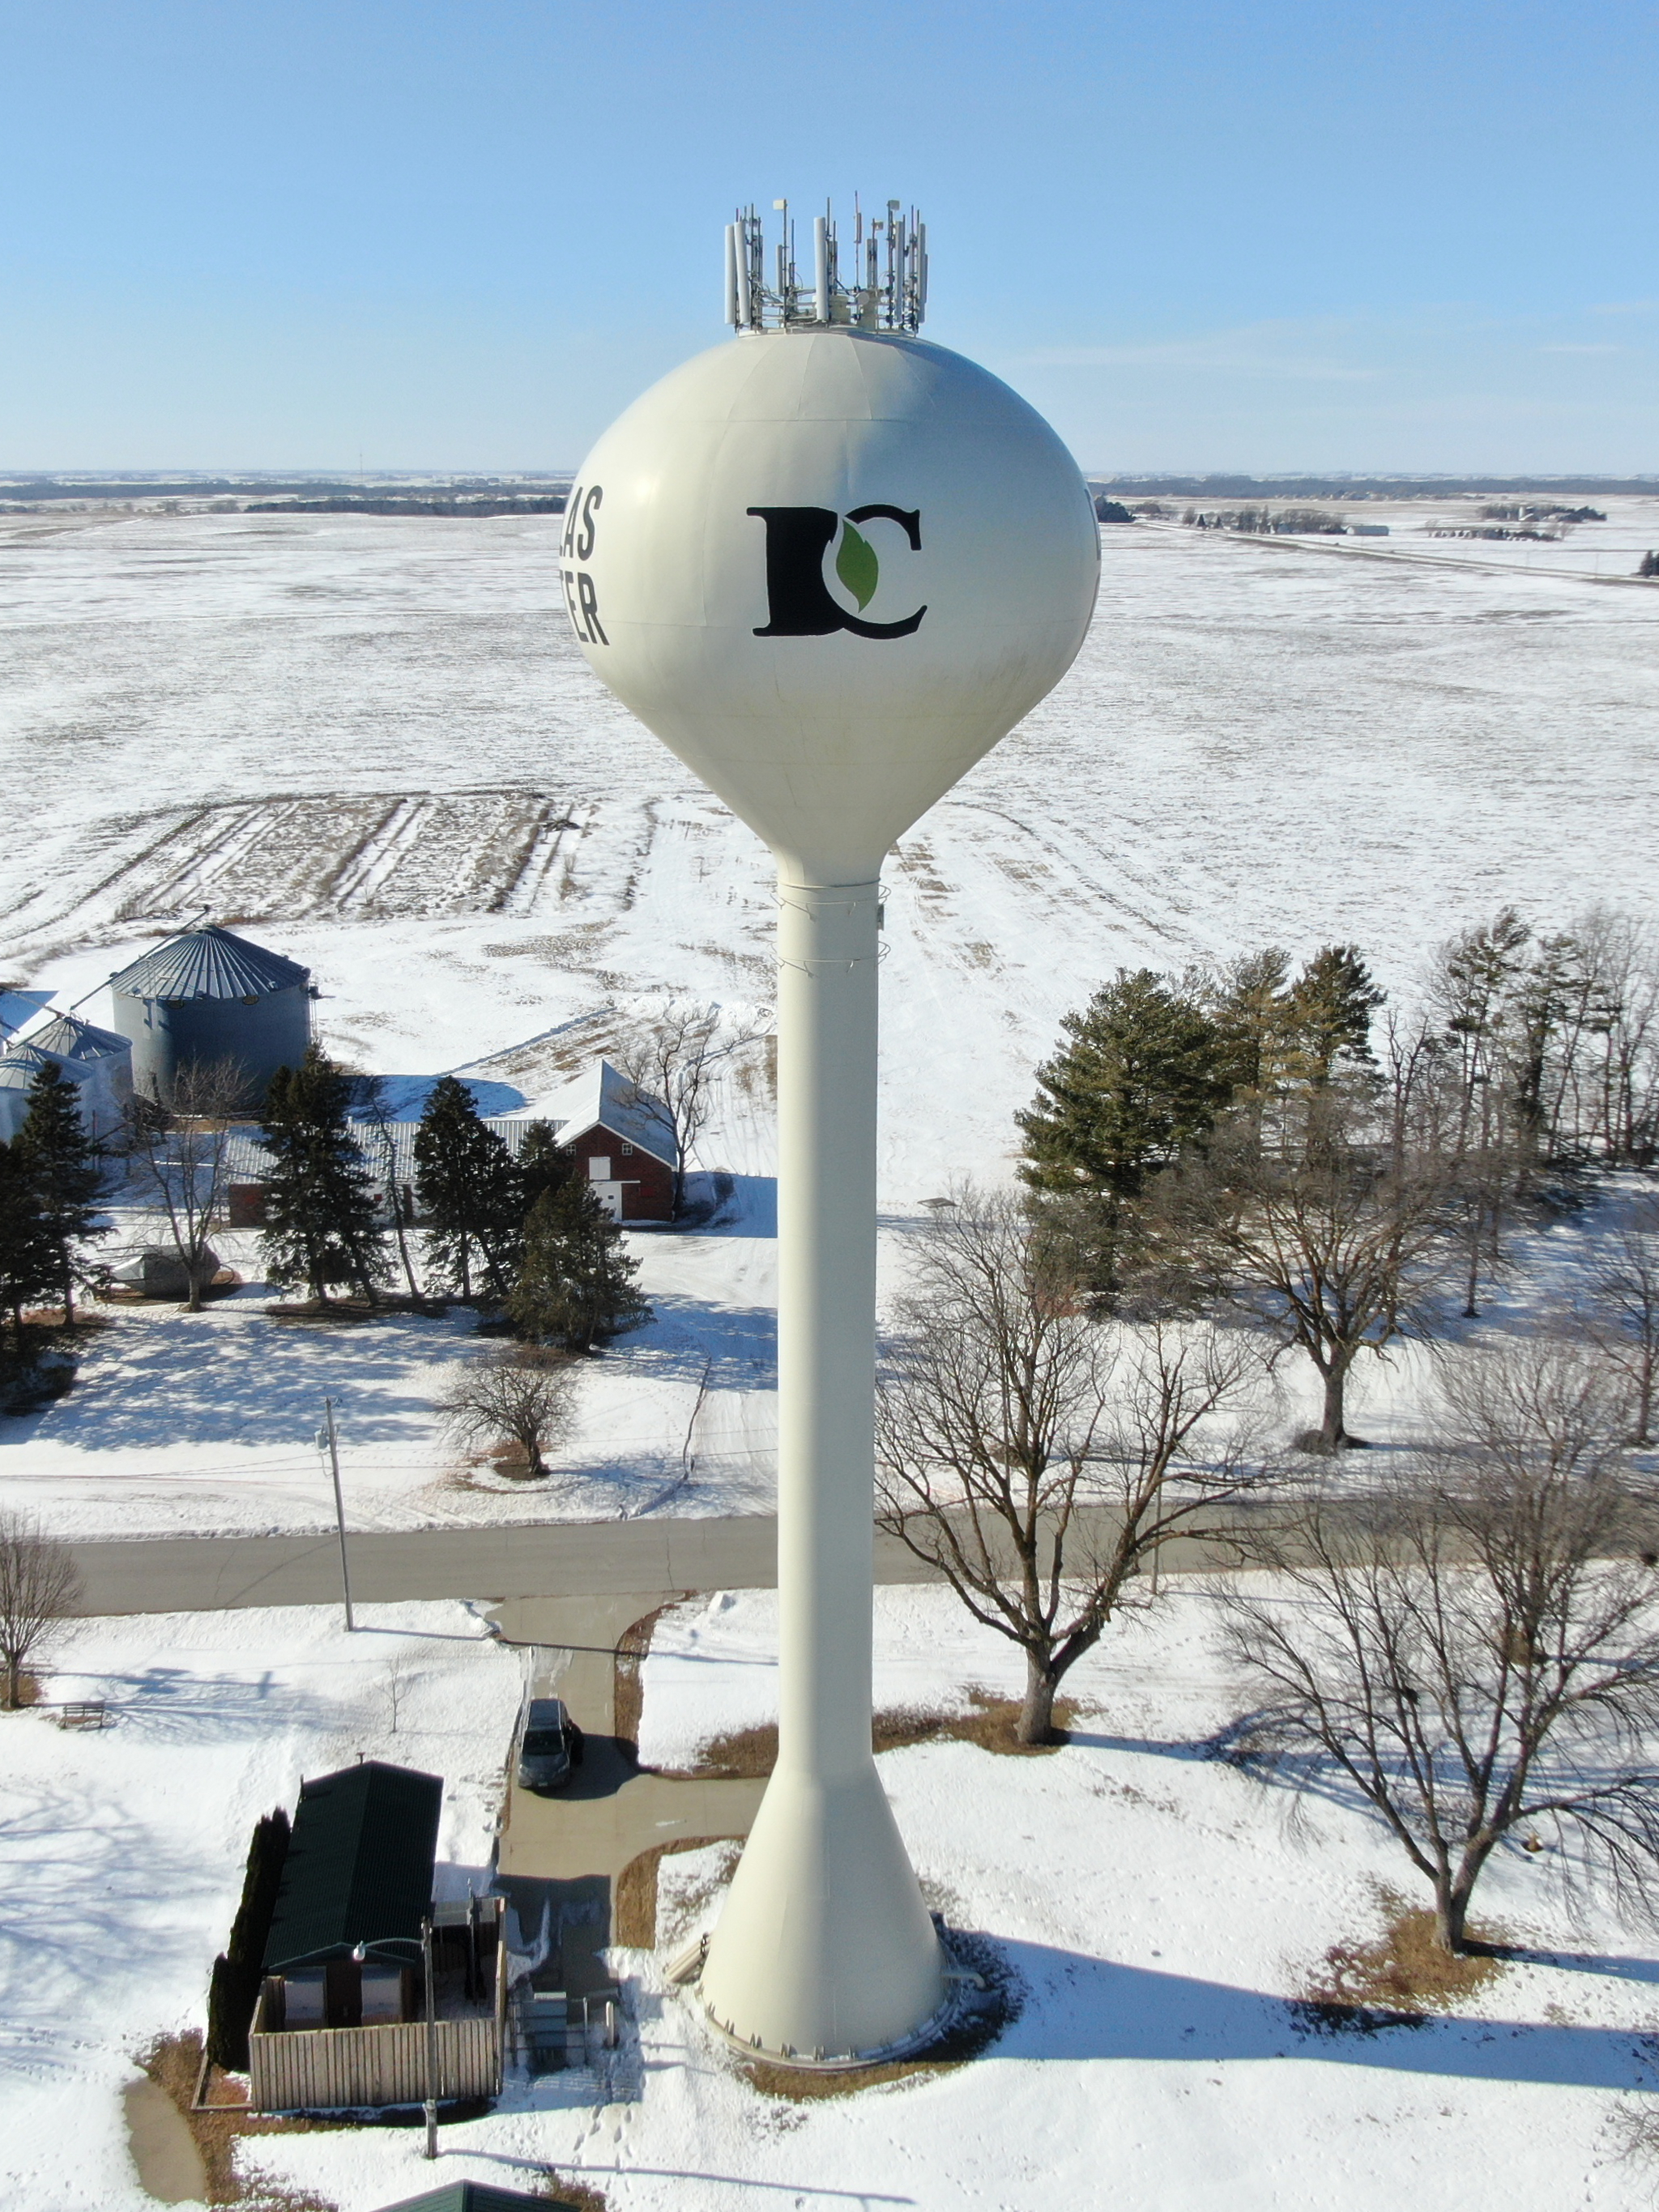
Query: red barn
[[536, 1059, 676, 1223]]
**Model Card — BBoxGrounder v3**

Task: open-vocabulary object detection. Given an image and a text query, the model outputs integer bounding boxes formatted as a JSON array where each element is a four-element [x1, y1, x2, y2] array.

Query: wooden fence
[[249, 1916, 508, 2114], [249, 2005, 501, 2112]]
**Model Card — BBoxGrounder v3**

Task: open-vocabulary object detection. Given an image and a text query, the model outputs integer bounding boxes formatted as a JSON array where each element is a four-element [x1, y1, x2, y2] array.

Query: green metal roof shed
[[262, 1760, 442, 1975], [374, 2186, 579, 2212]]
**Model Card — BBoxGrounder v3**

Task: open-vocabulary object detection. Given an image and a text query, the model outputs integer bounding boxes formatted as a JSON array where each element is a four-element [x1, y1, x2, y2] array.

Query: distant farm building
[[221, 1110, 539, 1229], [535, 1059, 676, 1222], [222, 1059, 676, 1227], [106, 922, 313, 1110], [249, 1760, 505, 2114]]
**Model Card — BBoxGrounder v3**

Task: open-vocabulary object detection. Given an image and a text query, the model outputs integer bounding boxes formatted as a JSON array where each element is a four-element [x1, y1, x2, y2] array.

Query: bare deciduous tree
[[875, 1186, 1264, 1743], [127, 1057, 249, 1311], [1221, 1343, 1659, 1954], [353, 1073, 424, 1303], [1168, 1093, 1449, 1451], [615, 1004, 766, 1217], [0, 1510, 82, 1709], [1578, 1196, 1659, 1447], [437, 1345, 580, 1481]]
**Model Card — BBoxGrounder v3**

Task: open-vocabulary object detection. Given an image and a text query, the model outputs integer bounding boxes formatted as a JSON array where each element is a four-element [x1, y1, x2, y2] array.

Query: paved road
[[66, 1504, 1256, 1617], [66, 1512, 940, 1617]]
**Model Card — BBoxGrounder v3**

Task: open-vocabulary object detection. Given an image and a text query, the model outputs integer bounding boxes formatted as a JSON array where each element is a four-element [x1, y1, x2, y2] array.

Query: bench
[[57, 1701, 108, 1731]]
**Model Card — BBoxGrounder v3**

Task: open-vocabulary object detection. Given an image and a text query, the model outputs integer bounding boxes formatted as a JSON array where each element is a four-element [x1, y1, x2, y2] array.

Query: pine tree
[[1202, 947, 1294, 1113], [508, 1178, 650, 1352], [516, 1119, 574, 1218], [0, 1139, 57, 1357], [14, 1063, 107, 1323], [259, 1046, 389, 1303], [413, 1076, 523, 1302], [1287, 945, 1385, 1089], [1017, 970, 1229, 1201]]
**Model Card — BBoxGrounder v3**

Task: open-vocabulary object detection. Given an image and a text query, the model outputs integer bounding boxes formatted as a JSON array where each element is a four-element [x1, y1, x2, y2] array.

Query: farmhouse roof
[[109, 923, 309, 1004], [25, 1012, 131, 1063], [530, 1059, 676, 1166], [262, 1760, 442, 1975]]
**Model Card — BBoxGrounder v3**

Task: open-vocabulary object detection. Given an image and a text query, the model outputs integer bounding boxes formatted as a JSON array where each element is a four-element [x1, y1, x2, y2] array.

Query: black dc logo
[[748, 505, 926, 640]]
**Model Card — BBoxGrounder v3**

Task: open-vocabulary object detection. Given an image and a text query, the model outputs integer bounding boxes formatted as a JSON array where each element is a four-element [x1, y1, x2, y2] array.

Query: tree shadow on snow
[[624, 1294, 775, 1389], [45, 1662, 337, 1744], [674, 1173, 776, 1238], [0, 1778, 220, 2067], [11, 1309, 471, 1451], [991, 1934, 1657, 2091]]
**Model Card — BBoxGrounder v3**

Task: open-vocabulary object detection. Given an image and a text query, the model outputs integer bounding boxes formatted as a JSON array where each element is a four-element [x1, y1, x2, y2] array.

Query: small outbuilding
[[106, 1244, 222, 1300], [374, 2187, 575, 2212], [249, 1760, 506, 2114], [107, 922, 312, 1111]]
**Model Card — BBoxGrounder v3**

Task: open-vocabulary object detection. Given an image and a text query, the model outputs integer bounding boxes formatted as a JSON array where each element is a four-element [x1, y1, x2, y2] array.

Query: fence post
[[422, 1916, 437, 2158]]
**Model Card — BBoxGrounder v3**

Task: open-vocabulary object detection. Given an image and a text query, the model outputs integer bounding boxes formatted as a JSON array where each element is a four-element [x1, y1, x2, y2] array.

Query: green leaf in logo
[[835, 520, 880, 611]]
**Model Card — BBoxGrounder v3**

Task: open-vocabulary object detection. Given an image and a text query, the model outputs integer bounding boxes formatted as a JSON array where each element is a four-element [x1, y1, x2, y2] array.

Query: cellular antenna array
[[725, 198, 928, 333]]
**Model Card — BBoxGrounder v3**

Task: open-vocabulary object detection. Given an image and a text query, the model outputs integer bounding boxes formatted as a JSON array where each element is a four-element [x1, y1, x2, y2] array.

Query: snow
[[0, 1601, 520, 2212], [3, 497, 1659, 2206], [3, 503, 1658, 1536], [0, 1211, 776, 1539], [223, 1583, 1659, 2212]]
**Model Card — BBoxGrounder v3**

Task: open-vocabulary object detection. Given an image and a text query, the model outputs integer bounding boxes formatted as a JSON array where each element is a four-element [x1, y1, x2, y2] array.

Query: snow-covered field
[[0, 1601, 519, 2212], [3, 499, 1659, 1536], [190, 1583, 1659, 2212]]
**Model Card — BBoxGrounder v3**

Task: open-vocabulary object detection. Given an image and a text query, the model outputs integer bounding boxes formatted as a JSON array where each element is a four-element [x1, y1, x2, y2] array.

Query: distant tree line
[[1182, 506, 1348, 535], [245, 496, 569, 518]]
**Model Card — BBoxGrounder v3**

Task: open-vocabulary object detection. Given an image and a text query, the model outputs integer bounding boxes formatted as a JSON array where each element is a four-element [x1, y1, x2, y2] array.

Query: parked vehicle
[[515, 1696, 584, 1792]]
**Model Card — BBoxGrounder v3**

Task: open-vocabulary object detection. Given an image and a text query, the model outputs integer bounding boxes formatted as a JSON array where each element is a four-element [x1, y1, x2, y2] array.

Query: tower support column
[[696, 870, 944, 2064]]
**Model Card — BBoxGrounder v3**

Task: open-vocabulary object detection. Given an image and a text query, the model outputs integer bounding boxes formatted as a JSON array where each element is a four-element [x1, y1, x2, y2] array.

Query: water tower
[[563, 201, 1098, 2065]]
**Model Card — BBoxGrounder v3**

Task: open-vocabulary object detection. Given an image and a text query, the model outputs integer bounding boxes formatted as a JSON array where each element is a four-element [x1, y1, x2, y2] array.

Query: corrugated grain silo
[[107, 923, 313, 1110], [27, 1012, 135, 1129]]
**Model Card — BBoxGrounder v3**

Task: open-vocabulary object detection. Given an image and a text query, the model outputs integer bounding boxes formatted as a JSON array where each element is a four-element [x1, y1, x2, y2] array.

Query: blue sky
[[2, 1, 1654, 472]]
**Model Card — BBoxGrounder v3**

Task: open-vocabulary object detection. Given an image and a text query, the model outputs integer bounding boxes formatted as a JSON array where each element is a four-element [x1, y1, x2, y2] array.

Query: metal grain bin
[[107, 923, 312, 1110]]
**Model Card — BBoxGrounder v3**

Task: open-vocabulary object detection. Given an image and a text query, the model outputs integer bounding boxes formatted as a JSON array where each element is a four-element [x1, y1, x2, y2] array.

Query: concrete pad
[[123, 2078, 206, 2205]]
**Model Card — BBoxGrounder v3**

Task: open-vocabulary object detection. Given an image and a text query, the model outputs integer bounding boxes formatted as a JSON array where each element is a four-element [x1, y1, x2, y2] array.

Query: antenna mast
[[723, 198, 928, 334]]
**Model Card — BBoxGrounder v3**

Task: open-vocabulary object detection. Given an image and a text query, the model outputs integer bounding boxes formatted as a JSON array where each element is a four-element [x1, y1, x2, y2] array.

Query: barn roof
[[262, 1760, 442, 1974], [224, 1115, 537, 1187], [109, 924, 309, 1004], [25, 1013, 131, 1063], [530, 1059, 676, 1166]]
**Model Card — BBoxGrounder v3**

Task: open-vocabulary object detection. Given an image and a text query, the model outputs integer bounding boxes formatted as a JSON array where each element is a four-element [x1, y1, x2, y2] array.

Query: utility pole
[[318, 1398, 354, 1632], [422, 1913, 438, 2159]]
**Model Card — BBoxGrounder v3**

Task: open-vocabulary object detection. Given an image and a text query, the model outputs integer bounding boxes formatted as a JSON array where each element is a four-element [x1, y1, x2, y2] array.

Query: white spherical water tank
[[561, 324, 1098, 879], [563, 207, 1098, 2068]]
